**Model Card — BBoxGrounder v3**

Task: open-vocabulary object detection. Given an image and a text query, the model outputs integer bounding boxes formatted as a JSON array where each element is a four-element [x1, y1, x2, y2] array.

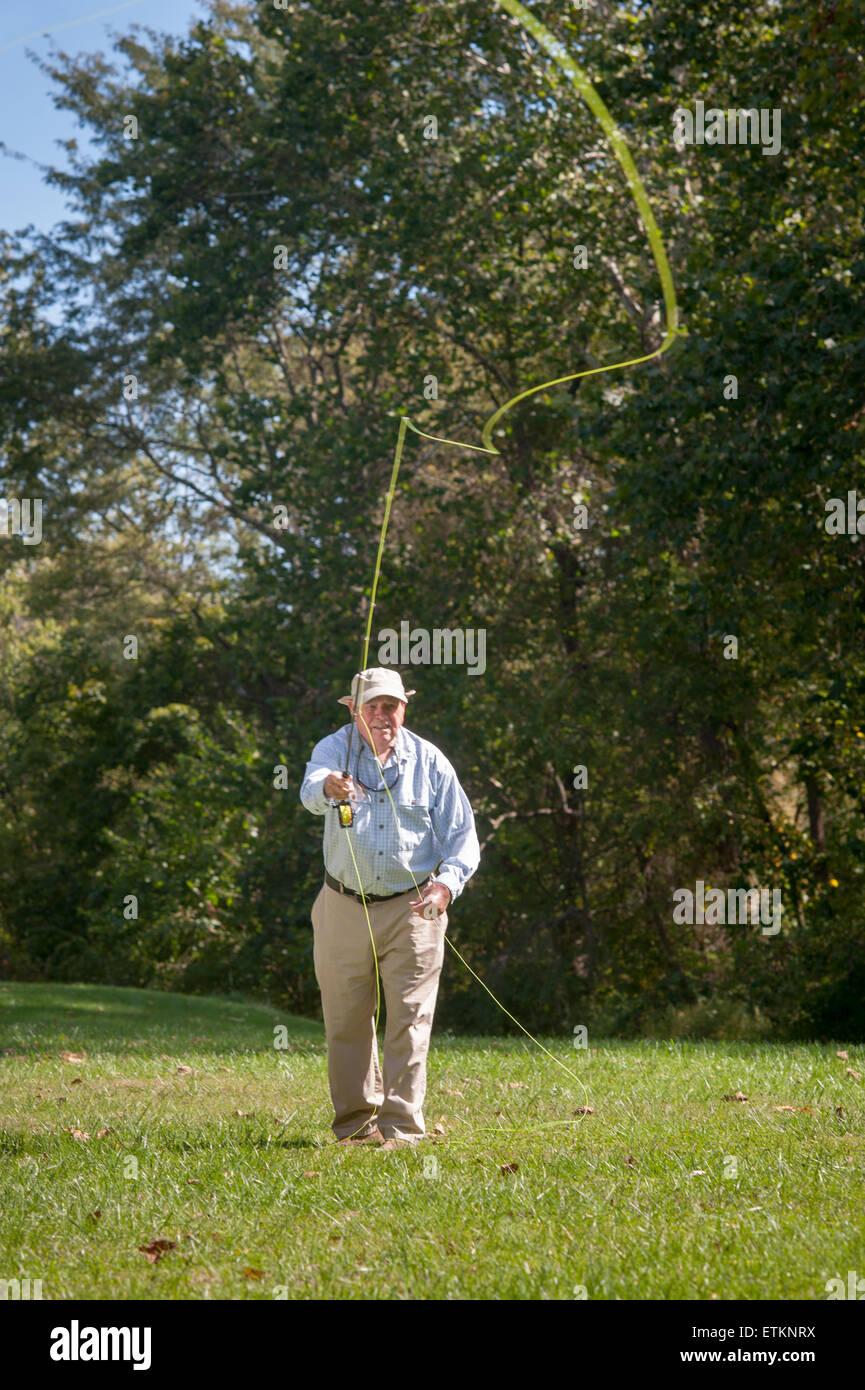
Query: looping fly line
[[338, 0, 680, 1141]]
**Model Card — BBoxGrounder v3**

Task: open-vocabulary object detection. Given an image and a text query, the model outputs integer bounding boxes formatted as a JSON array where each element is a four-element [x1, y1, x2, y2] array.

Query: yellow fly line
[[339, 0, 680, 1143]]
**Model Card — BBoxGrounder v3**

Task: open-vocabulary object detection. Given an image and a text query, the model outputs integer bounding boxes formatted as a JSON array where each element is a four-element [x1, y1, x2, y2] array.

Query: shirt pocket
[[396, 796, 432, 852]]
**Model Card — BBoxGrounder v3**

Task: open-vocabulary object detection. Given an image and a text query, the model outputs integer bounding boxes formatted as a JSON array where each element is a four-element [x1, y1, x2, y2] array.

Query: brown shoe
[[377, 1135, 421, 1151], [337, 1126, 384, 1146]]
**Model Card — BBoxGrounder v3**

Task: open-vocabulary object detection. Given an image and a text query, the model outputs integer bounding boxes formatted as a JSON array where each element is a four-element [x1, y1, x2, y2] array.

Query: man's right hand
[[324, 772, 355, 800]]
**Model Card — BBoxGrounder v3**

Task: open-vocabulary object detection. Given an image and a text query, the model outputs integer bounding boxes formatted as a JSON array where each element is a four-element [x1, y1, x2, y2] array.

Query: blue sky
[[1, 0, 212, 236]]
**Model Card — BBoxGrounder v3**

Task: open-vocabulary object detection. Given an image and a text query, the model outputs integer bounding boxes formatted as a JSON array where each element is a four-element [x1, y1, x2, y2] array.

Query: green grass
[[1, 982, 862, 1300]]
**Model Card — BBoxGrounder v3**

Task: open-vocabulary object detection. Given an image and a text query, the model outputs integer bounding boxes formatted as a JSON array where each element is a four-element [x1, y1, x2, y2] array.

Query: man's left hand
[[411, 881, 451, 917]]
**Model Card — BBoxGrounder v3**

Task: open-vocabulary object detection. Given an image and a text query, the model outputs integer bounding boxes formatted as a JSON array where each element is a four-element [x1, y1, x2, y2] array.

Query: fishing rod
[[335, 669, 368, 829], [325, 0, 680, 1136], [334, 416, 410, 830]]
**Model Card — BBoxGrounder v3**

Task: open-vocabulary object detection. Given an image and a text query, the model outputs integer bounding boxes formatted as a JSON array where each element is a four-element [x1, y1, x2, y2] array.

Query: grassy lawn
[[1, 982, 862, 1300]]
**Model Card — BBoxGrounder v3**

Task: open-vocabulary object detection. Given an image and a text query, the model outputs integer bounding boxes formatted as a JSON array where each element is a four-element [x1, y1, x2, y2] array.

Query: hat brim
[[338, 689, 415, 706]]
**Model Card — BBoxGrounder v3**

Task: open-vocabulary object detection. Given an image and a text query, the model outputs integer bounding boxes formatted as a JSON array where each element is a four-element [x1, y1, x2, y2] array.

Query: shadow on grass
[[251, 1136, 322, 1150], [126, 1132, 325, 1153]]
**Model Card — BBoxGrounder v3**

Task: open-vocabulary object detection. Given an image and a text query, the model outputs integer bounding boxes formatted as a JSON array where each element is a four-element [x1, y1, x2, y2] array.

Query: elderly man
[[300, 667, 480, 1148]]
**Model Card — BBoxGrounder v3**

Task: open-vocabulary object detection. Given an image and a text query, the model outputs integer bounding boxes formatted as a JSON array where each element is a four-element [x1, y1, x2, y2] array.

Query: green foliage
[[0, 0, 863, 1035]]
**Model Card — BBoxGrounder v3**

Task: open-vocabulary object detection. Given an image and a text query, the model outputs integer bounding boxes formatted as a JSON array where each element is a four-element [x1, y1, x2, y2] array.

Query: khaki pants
[[311, 881, 447, 1141]]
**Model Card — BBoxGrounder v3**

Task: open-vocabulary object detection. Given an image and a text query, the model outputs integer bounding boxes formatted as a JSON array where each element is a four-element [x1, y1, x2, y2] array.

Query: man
[[300, 667, 480, 1149]]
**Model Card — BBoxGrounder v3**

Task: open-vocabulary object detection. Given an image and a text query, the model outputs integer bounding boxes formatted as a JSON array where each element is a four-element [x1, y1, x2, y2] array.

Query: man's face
[[351, 694, 405, 761]]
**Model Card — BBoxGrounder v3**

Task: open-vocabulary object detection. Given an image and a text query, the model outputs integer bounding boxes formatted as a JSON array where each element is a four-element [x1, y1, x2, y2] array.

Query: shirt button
[[379, 824, 384, 829], [378, 850, 383, 855]]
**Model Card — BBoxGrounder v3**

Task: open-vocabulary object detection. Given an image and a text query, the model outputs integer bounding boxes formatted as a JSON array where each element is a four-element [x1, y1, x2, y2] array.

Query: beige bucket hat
[[338, 667, 416, 707]]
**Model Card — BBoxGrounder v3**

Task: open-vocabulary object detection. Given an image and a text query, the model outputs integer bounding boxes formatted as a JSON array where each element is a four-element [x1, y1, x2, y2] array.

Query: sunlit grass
[[1, 982, 862, 1299]]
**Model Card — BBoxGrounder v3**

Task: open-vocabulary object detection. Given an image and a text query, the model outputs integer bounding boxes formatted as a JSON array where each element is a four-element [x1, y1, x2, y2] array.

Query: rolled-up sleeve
[[429, 755, 480, 902]]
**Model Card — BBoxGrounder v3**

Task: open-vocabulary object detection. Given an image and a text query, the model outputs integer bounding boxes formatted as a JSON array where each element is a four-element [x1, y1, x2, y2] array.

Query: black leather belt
[[324, 870, 430, 904]]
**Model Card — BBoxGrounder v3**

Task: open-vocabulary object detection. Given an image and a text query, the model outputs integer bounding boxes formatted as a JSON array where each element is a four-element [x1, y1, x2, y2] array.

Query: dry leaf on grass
[[176, 1065, 194, 1075], [138, 1239, 176, 1264], [70, 1078, 83, 1086], [88, 1209, 102, 1221], [574, 1106, 594, 1116], [59, 1052, 87, 1064], [836, 1105, 845, 1118], [433, 1121, 446, 1135], [723, 1091, 748, 1102], [95, 1128, 112, 1138], [65, 1128, 90, 1142], [836, 1050, 849, 1061], [846, 1068, 862, 1081], [187, 1178, 200, 1184], [443, 1089, 464, 1099], [242, 1267, 263, 1280], [302, 1171, 320, 1178], [507, 1082, 528, 1090], [690, 1169, 707, 1176], [500, 1162, 519, 1175], [625, 1155, 638, 1166]]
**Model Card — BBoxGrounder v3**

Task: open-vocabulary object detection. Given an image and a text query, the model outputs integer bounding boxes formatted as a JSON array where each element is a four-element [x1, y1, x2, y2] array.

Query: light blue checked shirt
[[300, 724, 480, 902]]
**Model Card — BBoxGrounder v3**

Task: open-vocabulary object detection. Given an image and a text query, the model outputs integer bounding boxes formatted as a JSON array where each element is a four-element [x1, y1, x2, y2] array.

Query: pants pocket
[[408, 909, 448, 935]]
